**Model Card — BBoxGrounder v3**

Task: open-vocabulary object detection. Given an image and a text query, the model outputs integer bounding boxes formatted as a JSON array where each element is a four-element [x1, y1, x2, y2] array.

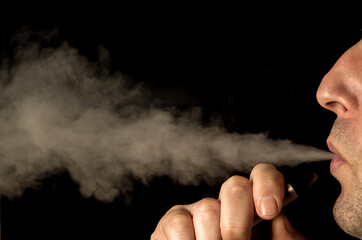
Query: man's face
[[317, 39, 362, 238]]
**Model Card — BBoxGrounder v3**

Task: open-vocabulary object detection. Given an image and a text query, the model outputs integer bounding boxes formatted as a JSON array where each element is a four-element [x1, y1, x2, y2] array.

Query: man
[[151, 39, 362, 239]]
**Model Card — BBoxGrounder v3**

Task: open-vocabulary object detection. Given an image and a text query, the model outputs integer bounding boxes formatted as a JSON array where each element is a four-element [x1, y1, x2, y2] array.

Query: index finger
[[219, 175, 254, 240], [250, 163, 285, 220]]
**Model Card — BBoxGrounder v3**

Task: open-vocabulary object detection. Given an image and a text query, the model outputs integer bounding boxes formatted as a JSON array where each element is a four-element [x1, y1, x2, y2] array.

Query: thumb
[[271, 213, 306, 240]]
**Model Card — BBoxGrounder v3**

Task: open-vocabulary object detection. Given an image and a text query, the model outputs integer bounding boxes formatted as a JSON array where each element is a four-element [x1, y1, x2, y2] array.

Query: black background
[[1, 6, 361, 240]]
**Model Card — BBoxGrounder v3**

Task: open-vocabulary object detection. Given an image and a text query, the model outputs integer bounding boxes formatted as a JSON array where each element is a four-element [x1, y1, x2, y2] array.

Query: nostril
[[325, 101, 338, 109], [325, 101, 348, 115]]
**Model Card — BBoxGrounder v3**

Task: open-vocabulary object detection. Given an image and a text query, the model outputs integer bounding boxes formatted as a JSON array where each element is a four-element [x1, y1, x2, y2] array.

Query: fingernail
[[259, 196, 278, 216]]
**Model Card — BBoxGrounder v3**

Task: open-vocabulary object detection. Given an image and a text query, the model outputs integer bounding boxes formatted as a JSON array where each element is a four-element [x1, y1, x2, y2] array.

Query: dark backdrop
[[1, 7, 361, 240]]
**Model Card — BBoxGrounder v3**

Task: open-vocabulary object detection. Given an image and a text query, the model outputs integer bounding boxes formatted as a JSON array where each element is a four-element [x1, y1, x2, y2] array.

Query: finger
[[187, 198, 222, 240], [271, 214, 306, 240], [250, 163, 285, 220], [152, 206, 195, 240], [219, 175, 254, 240]]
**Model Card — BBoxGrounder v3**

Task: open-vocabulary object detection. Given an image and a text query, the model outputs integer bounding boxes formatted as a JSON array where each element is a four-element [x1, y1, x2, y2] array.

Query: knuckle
[[253, 163, 277, 173], [150, 232, 160, 240], [222, 225, 249, 240], [155, 205, 192, 239], [163, 210, 192, 233], [250, 163, 284, 183], [256, 162, 275, 169], [168, 204, 185, 212], [221, 175, 251, 195], [195, 198, 220, 216], [264, 175, 284, 186]]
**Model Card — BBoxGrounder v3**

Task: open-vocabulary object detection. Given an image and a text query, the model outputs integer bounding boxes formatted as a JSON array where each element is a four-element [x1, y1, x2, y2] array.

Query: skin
[[151, 164, 306, 240], [151, 39, 362, 240], [317, 39, 362, 239]]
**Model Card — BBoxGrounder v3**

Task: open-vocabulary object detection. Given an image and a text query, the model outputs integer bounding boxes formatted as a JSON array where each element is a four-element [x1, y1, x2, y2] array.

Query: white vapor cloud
[[0, 28, 333, 202]]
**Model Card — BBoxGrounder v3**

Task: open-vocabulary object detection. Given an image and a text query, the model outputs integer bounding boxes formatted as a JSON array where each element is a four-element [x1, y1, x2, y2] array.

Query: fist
[[151, 163, 306, 240]]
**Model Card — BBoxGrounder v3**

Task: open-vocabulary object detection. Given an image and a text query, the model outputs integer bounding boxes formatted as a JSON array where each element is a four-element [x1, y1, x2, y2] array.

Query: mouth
[[327, 140, 347, 176]]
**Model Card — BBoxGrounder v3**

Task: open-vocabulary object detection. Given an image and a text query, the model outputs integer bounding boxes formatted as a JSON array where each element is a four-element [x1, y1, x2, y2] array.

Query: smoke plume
[[0, 28, 333, 202]]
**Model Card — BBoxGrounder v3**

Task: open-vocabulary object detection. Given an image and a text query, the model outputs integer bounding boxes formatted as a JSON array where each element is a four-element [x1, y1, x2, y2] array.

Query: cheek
[[357, 110, 362, 137], [357, 163, 362, 185], [357, 117, 362, 178], [355, 121, 362, 179], [339, 161, 362, 195], [353, 118, 362, 166], [338, 167, 355, 193]]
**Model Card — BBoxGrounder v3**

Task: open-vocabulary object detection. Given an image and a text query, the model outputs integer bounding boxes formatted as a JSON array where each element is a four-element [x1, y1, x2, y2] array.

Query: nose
[[316, 66, 358, 118]]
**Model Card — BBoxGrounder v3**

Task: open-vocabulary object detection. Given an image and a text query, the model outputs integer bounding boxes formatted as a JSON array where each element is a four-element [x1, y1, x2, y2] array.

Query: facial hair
[[330, 118, 362, 238]]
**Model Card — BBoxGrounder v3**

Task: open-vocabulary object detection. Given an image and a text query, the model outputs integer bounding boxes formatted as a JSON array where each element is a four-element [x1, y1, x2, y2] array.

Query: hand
[[151, 163, 306, 240]]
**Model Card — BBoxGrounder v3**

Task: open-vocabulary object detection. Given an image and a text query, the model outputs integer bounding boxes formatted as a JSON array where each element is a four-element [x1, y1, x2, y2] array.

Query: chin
[[333, 188, 362, 239]]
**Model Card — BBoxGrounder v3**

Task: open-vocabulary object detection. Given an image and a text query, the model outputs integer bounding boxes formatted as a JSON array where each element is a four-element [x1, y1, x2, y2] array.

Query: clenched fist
[[151, 163, 306, 240]]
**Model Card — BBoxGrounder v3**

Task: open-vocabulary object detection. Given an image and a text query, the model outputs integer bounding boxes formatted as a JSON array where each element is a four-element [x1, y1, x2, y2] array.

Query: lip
[[327, 140, 347, 176]]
